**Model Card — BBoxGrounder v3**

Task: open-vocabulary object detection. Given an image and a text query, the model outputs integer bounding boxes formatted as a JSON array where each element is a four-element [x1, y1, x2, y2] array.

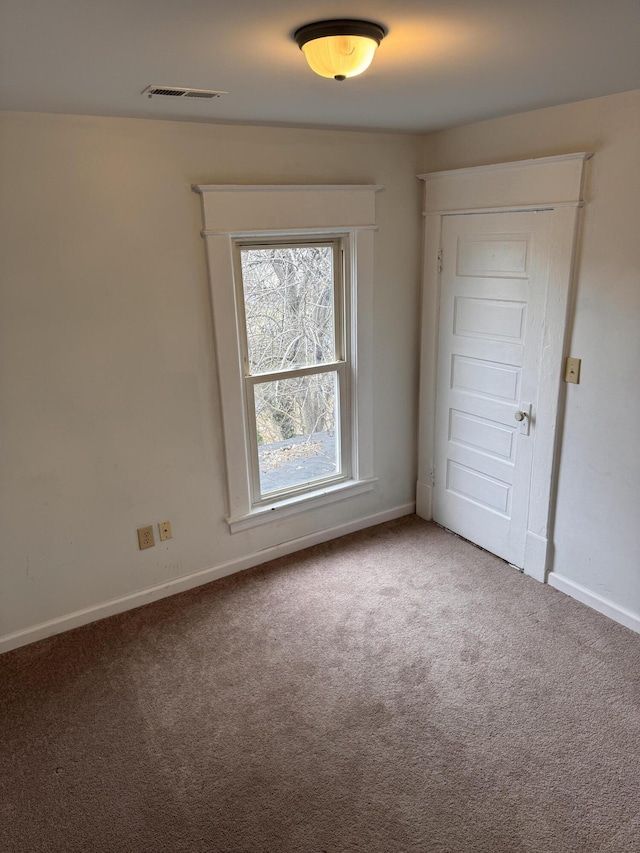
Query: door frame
[[416, 153, 593, 582]]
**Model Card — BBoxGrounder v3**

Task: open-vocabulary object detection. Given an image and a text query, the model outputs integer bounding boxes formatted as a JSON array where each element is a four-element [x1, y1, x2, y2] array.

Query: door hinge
[[437, 249, 443, 273], [430, 469, 435, 487]]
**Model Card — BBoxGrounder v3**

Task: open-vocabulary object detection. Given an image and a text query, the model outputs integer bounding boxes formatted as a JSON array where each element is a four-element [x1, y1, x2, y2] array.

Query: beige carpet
[[2, 516, 639, 852]]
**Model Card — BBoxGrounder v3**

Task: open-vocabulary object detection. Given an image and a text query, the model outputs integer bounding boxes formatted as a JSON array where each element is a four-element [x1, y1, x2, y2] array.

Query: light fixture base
[[294, 19, 386, 50]]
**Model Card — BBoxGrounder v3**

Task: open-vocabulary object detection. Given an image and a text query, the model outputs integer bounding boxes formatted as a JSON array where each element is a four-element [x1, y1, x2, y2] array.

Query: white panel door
[[434, 211, 552, 567]]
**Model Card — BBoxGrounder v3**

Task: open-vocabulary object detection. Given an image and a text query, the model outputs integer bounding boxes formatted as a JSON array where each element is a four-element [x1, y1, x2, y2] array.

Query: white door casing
[[416, 153, 593, 581]]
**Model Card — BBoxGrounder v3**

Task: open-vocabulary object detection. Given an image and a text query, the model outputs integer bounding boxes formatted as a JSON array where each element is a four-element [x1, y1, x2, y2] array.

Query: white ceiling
[[1, 0, 639, 133]]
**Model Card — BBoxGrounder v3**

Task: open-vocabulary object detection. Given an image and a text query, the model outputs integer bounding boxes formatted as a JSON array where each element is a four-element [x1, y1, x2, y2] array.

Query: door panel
[[456, 236, 530, 277], [452, 356, 521, 400], [449, 409, 515, 460], [434, 211, 552, 567], [454, 297, 526, 341]]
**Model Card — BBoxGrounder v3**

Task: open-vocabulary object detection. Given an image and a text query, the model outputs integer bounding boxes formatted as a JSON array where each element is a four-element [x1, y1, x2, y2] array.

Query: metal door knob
[[514, 410, 526, 422]]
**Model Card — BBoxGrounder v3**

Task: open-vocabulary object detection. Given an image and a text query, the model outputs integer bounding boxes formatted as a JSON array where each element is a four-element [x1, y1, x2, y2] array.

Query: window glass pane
[[254, 372, 339, 496], [240, 245, 335, 373]]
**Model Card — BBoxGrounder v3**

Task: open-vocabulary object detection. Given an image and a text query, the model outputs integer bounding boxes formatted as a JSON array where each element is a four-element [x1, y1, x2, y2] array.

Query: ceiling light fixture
[[294, 19, 386, 81]]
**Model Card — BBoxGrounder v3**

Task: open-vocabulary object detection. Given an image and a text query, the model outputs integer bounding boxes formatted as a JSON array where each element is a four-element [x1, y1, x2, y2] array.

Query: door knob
[[515, 403, 532, 434]]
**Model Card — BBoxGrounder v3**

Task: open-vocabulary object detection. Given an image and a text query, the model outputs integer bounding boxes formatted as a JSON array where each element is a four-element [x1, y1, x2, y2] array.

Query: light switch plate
[[565, 357, 581, 384]]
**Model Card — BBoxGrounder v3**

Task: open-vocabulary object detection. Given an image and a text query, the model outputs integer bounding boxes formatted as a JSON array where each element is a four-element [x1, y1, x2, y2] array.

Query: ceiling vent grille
[[143, 85, 227, 100]]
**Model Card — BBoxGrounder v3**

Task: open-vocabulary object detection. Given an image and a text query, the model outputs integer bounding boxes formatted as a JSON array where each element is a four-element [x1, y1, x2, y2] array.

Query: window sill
[[227, 478, 377, 533]]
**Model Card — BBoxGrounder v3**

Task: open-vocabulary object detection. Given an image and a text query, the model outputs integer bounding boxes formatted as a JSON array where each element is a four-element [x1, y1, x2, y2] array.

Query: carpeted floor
[[2, 516, 639, 852]]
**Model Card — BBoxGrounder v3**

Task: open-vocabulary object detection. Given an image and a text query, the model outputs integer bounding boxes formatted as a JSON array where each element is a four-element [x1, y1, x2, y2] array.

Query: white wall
[[0, 112, 423, 647], [421, 90, 640, 624]]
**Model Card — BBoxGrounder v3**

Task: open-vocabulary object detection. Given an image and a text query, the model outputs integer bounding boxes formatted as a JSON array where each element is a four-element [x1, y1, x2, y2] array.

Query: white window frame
[[236, 237, 350, 505], [192, 185, 381, 532]]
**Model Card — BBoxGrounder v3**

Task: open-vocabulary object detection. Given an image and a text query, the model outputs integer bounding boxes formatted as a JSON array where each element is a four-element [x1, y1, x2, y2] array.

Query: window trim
[[192, 185, 381, 532]]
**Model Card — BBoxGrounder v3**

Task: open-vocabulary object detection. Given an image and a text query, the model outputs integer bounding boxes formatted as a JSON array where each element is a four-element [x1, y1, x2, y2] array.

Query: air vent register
[[143, 85, 227, 100]]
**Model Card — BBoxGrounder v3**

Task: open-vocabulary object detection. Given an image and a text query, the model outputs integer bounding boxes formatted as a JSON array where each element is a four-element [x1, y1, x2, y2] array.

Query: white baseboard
[[548, 572, 640, 636], [0, 502, 416, 655], [415, 479, 433, 520]]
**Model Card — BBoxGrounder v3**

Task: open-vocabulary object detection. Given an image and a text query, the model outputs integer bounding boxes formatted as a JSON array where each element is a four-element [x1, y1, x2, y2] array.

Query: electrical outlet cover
[[137, 525, 155, 550]]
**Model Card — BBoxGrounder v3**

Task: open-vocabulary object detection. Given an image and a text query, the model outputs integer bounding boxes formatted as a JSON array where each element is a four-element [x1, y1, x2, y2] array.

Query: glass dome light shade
[[294, 20, 386, 81], [302, 34, 379, 80]]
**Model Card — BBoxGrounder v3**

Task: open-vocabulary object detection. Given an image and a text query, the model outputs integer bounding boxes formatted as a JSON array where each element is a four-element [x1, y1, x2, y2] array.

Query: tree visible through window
[[237, 241, 348, 501]]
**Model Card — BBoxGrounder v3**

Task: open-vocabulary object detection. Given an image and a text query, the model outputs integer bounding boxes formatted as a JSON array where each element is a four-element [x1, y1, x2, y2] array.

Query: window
[[193, 185, 380, 531], [236, 240, 348, 503]]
